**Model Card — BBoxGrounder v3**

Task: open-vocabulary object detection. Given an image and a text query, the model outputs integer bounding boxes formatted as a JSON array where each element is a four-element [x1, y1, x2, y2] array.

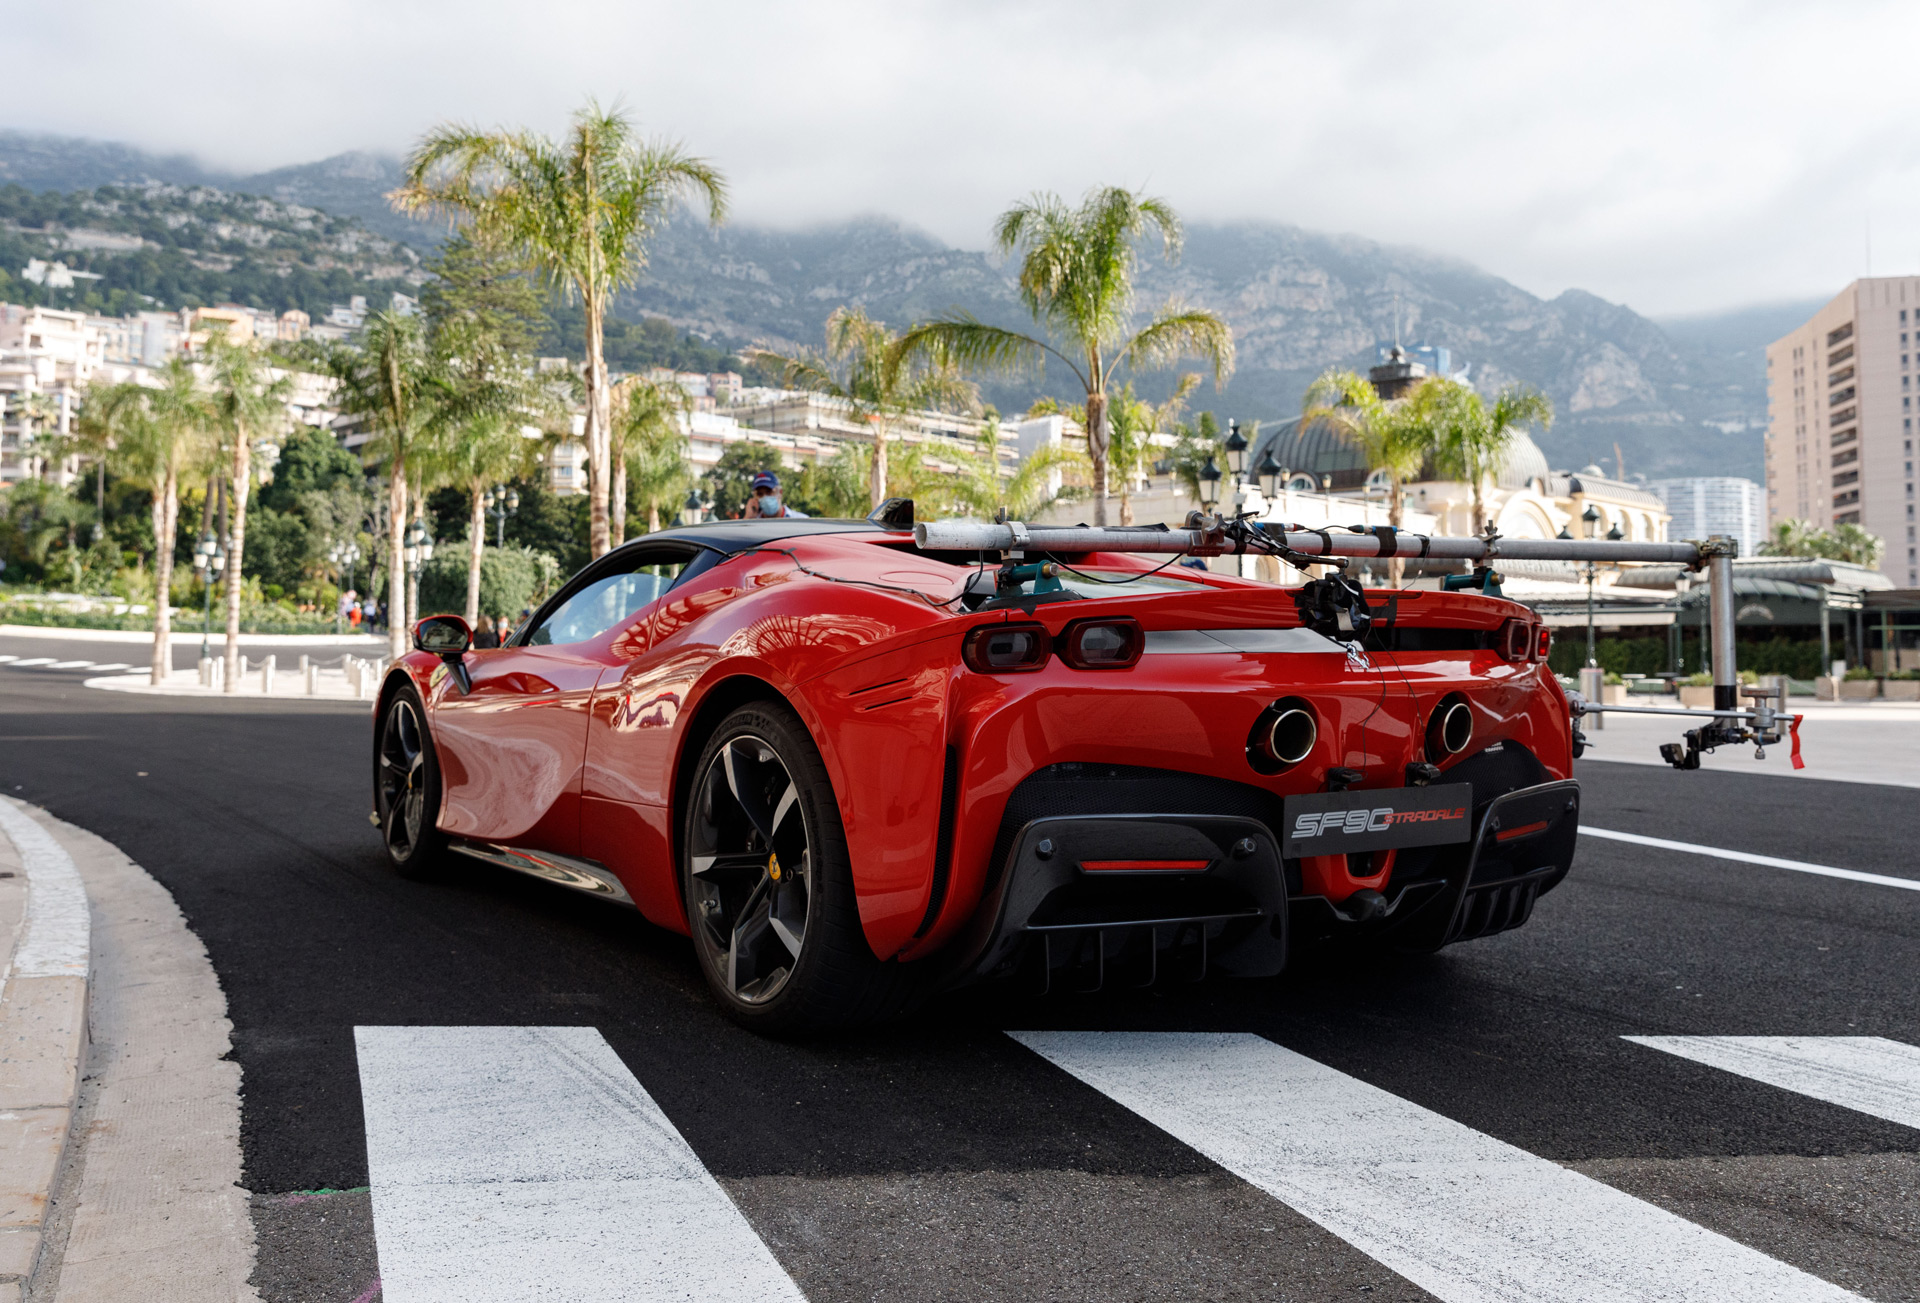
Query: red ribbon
[[1790, 713, 1805, 770]]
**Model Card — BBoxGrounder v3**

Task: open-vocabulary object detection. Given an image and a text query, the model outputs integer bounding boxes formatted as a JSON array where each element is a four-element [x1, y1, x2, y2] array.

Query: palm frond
[[1120, 306, 1235, 384], [891, 316, 1065, 386]]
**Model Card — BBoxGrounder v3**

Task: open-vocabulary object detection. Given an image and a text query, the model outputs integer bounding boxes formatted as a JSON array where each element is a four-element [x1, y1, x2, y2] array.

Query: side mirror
[[413, 615, 473, 693], [414, 615, 472, 656]]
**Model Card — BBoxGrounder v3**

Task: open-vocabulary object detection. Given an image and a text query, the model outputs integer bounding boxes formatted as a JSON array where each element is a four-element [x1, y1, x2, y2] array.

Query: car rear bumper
[[938, 775, 1581, 990]]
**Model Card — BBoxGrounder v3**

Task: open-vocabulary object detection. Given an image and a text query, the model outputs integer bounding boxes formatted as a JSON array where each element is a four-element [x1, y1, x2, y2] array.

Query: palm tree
[[95, 361, 212, 680], [1169, 411, 1223, 506], [1759, 518, 1822, 558], [1105, 375, 1201, 525], [328, 312, 440, 660], [610, 375, 690, 541], [1301, 370, 1430, 531], [894, 187, 1234, 525], [436, 416, 537, 624], [945, 435, 1090, 521], [751, 307, 975, 509], [1828, 522, 1885, 569], [11, 392, 61, 480], [392, 100, 728, 559], [1299, 370, 1435, 584], [1415, 379, 1553, 534], [202, 335, 291, 690]]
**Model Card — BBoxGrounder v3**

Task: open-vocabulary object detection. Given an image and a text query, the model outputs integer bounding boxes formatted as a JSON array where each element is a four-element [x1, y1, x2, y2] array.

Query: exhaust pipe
[[1429, 699, 1474, 757], [1268, 708, 1318, 766]]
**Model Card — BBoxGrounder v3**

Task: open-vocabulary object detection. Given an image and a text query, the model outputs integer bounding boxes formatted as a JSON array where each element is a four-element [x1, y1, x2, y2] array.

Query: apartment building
[[1648, 477, 1763, 555], [1765, 277, 1920, 584]]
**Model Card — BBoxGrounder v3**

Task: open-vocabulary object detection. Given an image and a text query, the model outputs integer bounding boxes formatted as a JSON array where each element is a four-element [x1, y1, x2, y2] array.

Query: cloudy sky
[[7, 0, 1919, 317]]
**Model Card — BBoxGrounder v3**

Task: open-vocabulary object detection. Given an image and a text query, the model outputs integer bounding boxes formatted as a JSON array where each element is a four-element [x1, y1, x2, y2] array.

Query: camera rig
[[915, 513, 1801, 772]]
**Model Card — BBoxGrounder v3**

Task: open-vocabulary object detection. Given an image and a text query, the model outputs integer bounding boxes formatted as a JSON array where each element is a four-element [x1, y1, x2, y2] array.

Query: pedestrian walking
[[473, 614, 500, 649]]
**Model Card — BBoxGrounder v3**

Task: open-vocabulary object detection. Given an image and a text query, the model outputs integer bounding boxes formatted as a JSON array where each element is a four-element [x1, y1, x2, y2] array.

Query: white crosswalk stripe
[[0, 655, 16, 663], [1012, 1030, 1863, 1303], [1626, 1036, 1920, 1130], [1583, 826, 1920, 893], [45, 661, 94, 670], [355, 1025, 804, 1303], [9, 658, 53, 667], [88, 662, 131, 671]]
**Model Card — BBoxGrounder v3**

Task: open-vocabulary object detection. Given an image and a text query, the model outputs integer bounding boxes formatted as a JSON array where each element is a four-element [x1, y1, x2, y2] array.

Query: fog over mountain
[[1, 129, 1795, 480]]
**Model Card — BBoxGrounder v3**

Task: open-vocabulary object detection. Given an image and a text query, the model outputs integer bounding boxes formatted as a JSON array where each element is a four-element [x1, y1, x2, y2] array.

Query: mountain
[[0, 128, 1784, 479], [0, 181, 426, 321], [619, 215, 1772, 480], [0, 130, 433, 247]]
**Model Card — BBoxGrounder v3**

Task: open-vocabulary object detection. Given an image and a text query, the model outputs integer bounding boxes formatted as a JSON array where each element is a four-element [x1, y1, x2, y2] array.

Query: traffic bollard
[[262, 655, 275, 694], [1578, 666, 1605, 730], [198, 657, 211, 688], [306, 662, 319, 695]]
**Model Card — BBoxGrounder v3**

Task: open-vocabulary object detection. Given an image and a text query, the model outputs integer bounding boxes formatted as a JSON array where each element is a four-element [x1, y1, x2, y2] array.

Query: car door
[[579, 549, 742, 928], [431, 546, 706, 855]]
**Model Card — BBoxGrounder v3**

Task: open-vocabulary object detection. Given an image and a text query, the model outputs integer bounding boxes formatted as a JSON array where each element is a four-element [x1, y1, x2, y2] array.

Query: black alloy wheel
[[689, 732, 813, 1003], [376, 687, 445, 878], [683, 702, 916, 1032]]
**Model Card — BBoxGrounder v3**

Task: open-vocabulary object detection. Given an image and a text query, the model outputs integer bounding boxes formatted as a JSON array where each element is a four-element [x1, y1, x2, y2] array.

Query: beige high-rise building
[[1765, 276, 1920, 586]]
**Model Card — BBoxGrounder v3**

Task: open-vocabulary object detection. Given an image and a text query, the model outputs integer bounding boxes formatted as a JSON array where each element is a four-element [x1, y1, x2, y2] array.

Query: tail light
[[962, 622, 1051, 673], [1533, 625, 1552, 661], [1058, 617, 1142, 669], [1498, 618, 1532, 663]]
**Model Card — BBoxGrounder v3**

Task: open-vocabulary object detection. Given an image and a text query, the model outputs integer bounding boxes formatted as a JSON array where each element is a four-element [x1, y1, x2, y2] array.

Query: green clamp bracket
[[1443, 566, 1505, 598]]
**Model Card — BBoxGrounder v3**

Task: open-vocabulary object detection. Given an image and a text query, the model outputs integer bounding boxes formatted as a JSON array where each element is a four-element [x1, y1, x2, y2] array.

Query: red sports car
[[374, 514, 1580, 1031]]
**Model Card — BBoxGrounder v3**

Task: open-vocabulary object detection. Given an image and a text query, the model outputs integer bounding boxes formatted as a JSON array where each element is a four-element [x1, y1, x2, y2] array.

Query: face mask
[[756, 494, 782, 517]]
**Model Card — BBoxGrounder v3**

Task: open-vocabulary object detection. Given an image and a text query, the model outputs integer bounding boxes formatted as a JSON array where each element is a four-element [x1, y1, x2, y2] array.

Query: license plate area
[[1282, 783, 1473, 858]]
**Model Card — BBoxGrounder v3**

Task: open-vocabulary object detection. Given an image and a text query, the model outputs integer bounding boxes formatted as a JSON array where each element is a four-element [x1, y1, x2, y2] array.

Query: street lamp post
[[403, 520, 434, 631], [1581, 504, 1601, 668], [190, 532, 224, 663], [491, 486, 520, 548]]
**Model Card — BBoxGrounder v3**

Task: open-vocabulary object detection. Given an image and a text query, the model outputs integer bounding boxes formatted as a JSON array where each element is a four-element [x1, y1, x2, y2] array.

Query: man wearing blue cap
[[741, 470, 808, 519]]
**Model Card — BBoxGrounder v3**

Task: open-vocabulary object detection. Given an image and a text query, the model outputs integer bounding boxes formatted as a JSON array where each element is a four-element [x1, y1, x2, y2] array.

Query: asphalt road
[[3, 656, 1917, 1302]]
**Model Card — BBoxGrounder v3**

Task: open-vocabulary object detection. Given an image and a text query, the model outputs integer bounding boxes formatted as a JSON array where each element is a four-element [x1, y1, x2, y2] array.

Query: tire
[[375, 683, 447, 879], [682, 701, 917, 1033]]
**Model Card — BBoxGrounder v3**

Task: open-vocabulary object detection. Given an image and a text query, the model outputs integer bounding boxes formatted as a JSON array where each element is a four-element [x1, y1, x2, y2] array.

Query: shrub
[[416, 546, 559, 622]]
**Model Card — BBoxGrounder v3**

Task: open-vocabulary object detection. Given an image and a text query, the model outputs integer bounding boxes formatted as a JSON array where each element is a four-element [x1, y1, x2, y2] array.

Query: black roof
[[631, 518, 886, 554]]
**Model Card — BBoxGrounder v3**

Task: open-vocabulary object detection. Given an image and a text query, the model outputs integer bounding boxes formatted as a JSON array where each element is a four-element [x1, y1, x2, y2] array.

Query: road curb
[[0, 800, 261, 1302], [0, 802, 91, 1303]]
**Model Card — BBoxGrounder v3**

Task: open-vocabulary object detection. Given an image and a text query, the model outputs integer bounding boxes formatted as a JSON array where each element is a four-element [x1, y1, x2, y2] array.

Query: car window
[[525, 555, 694, 647]]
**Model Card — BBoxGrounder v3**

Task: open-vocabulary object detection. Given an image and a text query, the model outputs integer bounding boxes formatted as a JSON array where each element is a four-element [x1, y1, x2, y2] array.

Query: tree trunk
[[387, 461, 409, 661], [584, 299, 612, 558], [1119, 483, 1134, 526], [647, 503, 660, 534], [1085, 390, 1109, 527], [870, 425, 888, 509], [466, 482, 486, 625], [1387, 472, 1405, 587], [222, 427, 250, 692], [150, 463, 176, 681], [406, 494, 424, 633], [610, 444, 628, 547]]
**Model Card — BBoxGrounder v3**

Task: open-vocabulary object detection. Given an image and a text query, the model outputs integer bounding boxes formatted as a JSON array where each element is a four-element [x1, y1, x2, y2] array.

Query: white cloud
[[6, 0, 1917, 314]]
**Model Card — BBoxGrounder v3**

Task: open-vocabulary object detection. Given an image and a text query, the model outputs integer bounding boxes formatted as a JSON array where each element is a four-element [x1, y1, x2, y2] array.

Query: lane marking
[[355, 1026, 803, 1303], [9, 658, 53, 667], [1012, 1031, 1861, 1303], [44, 660, 93, 670], [88, 662, 130, 671], [1581, 826, 1920, 892], [0, 800, 92, 977], [0, 655, 16, 663], [1626, 1036, 1920, 1130]]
